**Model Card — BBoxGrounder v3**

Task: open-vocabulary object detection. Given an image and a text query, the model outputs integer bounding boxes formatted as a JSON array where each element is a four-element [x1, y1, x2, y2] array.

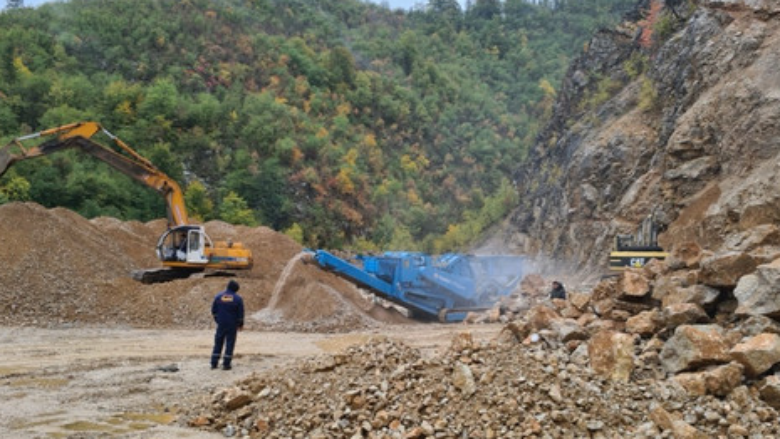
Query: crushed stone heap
[[0, 202, 406, 331], [182, 330, 780, 438]]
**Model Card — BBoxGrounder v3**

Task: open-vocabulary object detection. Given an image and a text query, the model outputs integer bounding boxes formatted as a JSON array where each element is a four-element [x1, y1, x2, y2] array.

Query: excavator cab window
[[185, 228, 208, 264]]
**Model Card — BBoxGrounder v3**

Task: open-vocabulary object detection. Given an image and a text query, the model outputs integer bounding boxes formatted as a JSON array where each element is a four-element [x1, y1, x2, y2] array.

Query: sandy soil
[[0, 323, 503, 438]]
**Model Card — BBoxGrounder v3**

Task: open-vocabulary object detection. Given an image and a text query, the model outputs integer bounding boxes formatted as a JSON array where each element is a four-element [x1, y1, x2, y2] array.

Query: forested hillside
[[0, 0, 634, 251]]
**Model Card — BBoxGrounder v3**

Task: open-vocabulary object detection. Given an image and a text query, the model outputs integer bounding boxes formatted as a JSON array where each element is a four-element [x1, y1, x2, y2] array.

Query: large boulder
[[621, 270, 651, 299], [662, 303, 709, 330], [525, 305, 561, 331], [704, 362, 745, 397], [699, 252, 757, 288], [550, 318, 589, 342], [672, 362, 743, 397], [660, 325, 731, 374], [735, 258, 780, 318], [568, 291, 591, 312], [588, 330, 635, 382], [667, 241, 704, 270], [661, 284, 721, 309], [626, 309, 661, 337], [729, 333, 780, 377]]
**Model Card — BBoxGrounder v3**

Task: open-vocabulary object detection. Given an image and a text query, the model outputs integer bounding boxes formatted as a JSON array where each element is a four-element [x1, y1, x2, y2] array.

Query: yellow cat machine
[[609, 216, 668, 271], [0, 122, 253, 283]]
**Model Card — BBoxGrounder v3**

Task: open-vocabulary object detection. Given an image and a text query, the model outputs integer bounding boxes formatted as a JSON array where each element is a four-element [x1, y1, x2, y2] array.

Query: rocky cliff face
[[504, 0, 780, 280]]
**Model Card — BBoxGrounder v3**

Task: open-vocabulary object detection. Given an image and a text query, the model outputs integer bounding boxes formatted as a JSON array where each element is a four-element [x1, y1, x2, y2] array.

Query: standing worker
[[549, 280, 567, 300], [211, 280, 244, 370]]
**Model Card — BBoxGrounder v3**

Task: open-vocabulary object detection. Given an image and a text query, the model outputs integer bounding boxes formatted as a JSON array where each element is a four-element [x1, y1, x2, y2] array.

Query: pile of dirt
[[0, 202, 409, 331]]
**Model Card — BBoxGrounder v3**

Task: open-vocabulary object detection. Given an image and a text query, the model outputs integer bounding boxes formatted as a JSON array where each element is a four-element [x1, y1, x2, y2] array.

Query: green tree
[[396, 31, 419, 76], [138, 78, 179, 121], [0, 174, 31, 201], [219, 191, 256, 226], [327, 46, 356, 89], [185, 180, 213, 222], [283, 222, 304, 244]]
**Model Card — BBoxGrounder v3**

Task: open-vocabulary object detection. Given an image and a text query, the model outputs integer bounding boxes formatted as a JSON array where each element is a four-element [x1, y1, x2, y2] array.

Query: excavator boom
[[1, 122, 188, 226], [0, 122, 252, 281]]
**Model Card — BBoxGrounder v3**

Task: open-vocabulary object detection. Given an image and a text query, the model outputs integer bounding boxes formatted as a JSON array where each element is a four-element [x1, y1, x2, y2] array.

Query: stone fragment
[[586, 318, 621, 334], [576, 312, 598, 327], [591, 299, 615, 318], [650, 404, 709, 439], [667, 241, 703, 270], [550, 318, 588, 342], [224, 394, 251, 411], [621, 269, 650, 298], [660, 325, 731, 373], [452, 362, 476, 397], [651, 274, 681, 303], [735, 258, 780, 318], [729, 333, 780, 376], [568, 291, 591, 312], [699, 252, 756, 288], [670, 419, 710, 439], [642, 257, 670, 279], [626, 309, 660, 337], [189, 415, 211, 427], [648, 405, 674, 431], [672, 372, 707, 396], [759, 375, 780, 409], [255, 419, 270, 432], [588, 330, 635, 382], [704, 362, 744, 397], [662, 303, 709, 329], [662, 284, 720, 309], [404, 426, 425, 438], [497, 321, 531, 344], [728, 424, 750, 437], [591, 276, 619, 301], [737, 315, 780, 337], [450, 332, 475, 353], [526, 305, 560, 331]]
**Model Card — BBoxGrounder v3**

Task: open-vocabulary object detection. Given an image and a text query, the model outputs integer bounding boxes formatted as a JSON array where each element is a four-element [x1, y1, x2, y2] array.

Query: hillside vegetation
[[0, 0, 633, 251]]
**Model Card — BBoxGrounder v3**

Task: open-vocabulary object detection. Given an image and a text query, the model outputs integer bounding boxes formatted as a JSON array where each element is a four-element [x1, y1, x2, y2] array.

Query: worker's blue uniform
[[211, 280, 244, 370]]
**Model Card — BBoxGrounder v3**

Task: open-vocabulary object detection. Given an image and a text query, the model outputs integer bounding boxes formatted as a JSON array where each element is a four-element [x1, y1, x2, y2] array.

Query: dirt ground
[[0, 323, 503, 438]]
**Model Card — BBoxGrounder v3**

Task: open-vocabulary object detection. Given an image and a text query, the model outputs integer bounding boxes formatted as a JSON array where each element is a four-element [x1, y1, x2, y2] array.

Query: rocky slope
[[506, 0, 780, 278]]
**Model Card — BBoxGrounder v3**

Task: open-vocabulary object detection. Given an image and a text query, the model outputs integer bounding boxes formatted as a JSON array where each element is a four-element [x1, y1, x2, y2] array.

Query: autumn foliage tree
[[0, 0, 636, 250]]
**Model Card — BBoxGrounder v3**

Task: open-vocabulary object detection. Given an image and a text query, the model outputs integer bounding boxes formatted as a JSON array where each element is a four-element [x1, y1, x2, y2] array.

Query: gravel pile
[[183, 330, 779, 438], [0, 202, 404, 331]]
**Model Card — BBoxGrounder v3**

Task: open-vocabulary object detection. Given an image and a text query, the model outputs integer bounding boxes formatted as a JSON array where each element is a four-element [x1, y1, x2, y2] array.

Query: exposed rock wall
[[507, 0, 780, 277]]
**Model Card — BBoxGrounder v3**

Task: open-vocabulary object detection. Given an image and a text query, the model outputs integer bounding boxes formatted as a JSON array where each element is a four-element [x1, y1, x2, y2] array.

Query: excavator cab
[[156, 225, 210, 265]]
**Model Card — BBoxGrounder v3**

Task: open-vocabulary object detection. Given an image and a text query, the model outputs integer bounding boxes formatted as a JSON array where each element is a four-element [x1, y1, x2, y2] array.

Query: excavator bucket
[[0, 147, 12, 177]]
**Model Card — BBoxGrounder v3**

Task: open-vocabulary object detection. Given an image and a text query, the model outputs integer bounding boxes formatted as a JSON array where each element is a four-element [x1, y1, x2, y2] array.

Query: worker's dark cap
[[227, 280, 240, 292]]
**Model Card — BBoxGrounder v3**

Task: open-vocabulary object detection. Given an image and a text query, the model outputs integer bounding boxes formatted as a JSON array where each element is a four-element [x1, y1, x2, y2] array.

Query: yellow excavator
[[609, 215, 667, 271], [0, 121, 253, 283]]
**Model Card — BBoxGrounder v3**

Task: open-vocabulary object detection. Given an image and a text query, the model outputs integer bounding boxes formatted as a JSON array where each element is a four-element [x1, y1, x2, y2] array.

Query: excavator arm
[[0, 121, 253, 282], [0, 121, 188, 227]]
